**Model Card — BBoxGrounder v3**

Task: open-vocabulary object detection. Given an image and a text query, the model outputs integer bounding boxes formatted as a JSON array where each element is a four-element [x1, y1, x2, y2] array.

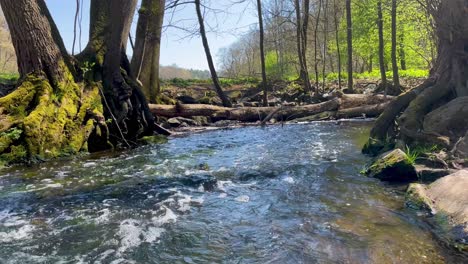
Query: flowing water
[[0, 122, 466, 263]]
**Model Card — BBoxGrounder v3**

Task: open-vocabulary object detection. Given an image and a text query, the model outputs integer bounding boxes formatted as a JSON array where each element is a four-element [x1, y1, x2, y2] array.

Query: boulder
[[406, 170, 468, 249], [191, 116, 210, 126], [167, 117, 200, 127], [365, 149, 417, 182], [423, 97, 468, 141]]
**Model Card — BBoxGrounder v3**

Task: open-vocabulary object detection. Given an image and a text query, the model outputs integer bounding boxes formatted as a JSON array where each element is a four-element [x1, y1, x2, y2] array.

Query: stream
[[0, 121, 466, 263]]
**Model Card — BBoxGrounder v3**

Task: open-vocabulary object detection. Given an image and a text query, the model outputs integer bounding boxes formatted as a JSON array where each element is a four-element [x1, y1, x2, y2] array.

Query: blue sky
[[45, 0, 257, 70]]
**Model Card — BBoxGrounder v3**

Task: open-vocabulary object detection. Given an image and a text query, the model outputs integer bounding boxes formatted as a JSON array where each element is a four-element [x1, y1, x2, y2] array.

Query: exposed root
[[0, 73, 106, 165]]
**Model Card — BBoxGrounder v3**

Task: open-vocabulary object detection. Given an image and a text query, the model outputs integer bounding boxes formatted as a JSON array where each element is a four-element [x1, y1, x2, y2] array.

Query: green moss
[[139, 135, 168, 145], [0, 66, 107, 165]]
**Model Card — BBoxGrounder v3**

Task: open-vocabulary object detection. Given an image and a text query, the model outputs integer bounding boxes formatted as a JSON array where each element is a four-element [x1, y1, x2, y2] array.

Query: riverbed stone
[[167, 117, 200, 127], [365, 149, 417, 182], [405, 170, 468, 250]]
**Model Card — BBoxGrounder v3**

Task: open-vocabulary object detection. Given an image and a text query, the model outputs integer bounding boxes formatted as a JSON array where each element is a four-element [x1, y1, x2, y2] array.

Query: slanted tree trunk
[[377, 0, 388, 93], [257, 0, 268, 107], [345, 0, 353, 93], [391, 0, 400, 89], [364, 0, 468, 155], [131, 0, 166, 104], [194, 0, 231, 107], [0, 0, 106, 164]]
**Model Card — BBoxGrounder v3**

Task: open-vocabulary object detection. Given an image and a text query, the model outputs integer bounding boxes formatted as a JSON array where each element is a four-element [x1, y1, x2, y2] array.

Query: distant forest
[[160, 64, 211, 80]]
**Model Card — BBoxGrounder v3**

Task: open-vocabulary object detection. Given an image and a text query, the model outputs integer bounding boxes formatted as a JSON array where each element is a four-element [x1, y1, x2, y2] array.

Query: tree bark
[[333, 0, 342, 90], [314, 0, 322, 94], [391, 0, 400, 89], [131, 0, 166, 104], [81, 0, 157, 149], [257, 0, 268, 107], [377, 0, 388, 93], [345, 0, 353, 93], [194, 0, 232, 107]]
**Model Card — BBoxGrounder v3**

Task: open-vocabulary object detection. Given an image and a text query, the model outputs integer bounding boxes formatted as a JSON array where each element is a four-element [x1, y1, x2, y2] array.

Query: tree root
[[0, 73, 106, 165], [363, 78, 435, 155]]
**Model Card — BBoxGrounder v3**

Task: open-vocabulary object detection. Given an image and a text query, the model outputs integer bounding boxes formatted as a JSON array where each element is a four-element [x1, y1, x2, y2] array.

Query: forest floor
[[160, 76, 425, 107]]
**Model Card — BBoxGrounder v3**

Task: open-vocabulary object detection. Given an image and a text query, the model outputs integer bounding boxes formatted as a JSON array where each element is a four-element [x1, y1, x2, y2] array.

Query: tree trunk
[[257, 0, 268, 107], [399, 33, 407, 70], [194, 0, 232, 107], [314, 0, 322, 94], [333, 0, 342, 90], [364, 0, 468, 156], [391, 0, 400, 89], [131, 0, 166, 104], [345, 0, 353, 93], [377, 0, 388, 93], [0, 0, 106, 164], [294, 0, 313, 93], [80, 0, 157, 149]]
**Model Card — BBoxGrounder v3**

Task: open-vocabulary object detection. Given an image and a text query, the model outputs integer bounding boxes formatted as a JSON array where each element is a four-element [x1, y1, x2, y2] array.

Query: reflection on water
[[0, 121, 466, 263]]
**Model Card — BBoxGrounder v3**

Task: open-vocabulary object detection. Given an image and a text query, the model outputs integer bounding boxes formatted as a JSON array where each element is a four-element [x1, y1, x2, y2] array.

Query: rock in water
[[365, 149, 417, 182], [406, 170, 468, 250]]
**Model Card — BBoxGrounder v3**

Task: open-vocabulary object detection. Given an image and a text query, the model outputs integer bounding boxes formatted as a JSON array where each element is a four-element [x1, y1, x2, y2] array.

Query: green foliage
[[404, 145, 420, 165]]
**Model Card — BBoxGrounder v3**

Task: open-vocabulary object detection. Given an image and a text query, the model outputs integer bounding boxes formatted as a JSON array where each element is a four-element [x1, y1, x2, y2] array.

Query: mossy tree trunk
[[79, 0, 157, 151], [131, 0, 166, 104], [0, 0, 159, 165], [363, 0, 468, 155], [0, 0, 106, 164]]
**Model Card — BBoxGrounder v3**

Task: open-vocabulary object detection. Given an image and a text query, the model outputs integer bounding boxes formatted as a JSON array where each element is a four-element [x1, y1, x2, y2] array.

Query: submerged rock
[[365, 149, 417, 182], [406, 170, 468, 250]]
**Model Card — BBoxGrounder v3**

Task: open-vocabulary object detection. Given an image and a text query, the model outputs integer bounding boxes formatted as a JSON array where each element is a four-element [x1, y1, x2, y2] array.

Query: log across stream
[[149, 94, 394, 123]]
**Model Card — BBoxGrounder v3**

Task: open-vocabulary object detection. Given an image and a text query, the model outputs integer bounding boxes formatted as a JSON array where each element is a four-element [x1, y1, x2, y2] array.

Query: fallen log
[[149, 98, 341, 122], [148, 94, 395, 123], [339, 94, 394, 109], [336, 102, 390, 119]]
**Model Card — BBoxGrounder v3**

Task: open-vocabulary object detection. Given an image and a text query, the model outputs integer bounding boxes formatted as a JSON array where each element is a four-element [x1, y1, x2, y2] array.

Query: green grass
[[0, 73, 19, 84]]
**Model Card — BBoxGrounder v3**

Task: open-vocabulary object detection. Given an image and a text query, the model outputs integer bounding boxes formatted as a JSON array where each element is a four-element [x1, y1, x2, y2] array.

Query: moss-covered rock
[[364, 149, 417, 182]]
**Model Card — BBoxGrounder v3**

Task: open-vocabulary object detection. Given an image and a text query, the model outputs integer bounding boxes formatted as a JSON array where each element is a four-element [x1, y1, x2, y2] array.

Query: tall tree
[[314, 0, 322, 93], [131, 0, 166, 104], [391, 0, 400, 89], [345, 0, 353, 93], [377, 0, 387, 93], [333, 0, 342, 90], [194, 0, 232, 107], [295, 0, 313, 94], [364, 0, 468, 155], [257, 0, 268, 107]]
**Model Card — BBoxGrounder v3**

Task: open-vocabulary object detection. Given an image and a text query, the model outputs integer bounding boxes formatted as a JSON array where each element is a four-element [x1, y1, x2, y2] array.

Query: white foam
[[0, 224, 35, 243], [117, 220, 142, 253], [235, 195, 250, 203], [145, 227, 165, 243], [282, 176, 295, 184], [152, 206, 177, 225]]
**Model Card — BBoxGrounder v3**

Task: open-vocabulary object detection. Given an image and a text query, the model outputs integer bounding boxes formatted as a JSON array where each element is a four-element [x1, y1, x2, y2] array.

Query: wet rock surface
[[365, 149, 418, 182]]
